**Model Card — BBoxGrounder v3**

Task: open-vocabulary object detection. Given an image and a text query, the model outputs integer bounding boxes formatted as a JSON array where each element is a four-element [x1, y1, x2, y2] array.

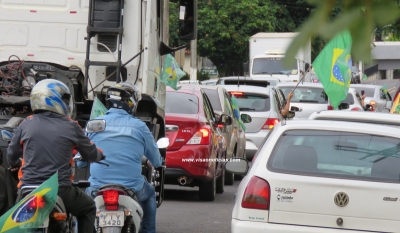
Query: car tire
[[216, 166, 224, 194], [199, 173, 216, 201]]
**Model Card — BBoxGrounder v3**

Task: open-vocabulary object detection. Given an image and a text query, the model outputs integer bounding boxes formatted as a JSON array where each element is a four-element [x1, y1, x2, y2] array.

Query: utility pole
[[162, 0, 169, 46], [359, 61, 363, 82], [190, 39, 197, 81]]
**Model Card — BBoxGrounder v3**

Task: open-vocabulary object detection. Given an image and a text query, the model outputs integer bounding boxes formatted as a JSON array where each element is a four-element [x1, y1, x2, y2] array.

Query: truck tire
[[0, 166, 6, 215], [216, 166, 224, 194], [199, 173, 216, 201]]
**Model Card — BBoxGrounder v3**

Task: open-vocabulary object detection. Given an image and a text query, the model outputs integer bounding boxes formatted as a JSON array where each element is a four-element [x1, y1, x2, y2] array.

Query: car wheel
[[199, 172, 216, 201], [216, 166, 224, 194]]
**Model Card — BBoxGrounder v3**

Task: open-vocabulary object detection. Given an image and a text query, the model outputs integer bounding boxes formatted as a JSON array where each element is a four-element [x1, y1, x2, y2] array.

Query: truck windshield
[[252, 58, 297, 75]]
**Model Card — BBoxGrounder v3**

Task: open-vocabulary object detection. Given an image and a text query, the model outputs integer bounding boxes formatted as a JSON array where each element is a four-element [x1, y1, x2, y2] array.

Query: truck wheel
[[199, 173, 216, 201], [216, 166, 224, 194], [0, 167, 6, 215]]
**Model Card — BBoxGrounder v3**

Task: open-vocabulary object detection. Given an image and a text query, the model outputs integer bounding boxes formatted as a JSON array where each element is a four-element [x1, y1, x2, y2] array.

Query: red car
[[164, 85, 229, 201]]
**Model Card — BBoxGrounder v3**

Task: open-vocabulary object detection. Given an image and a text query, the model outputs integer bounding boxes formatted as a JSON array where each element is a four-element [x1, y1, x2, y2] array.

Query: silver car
[[201, 85, 247, 185], [222, 85, 286, 159], [328, 88, 365, 111], [276, 82, 328, 119], [351, 84, 392, 112]]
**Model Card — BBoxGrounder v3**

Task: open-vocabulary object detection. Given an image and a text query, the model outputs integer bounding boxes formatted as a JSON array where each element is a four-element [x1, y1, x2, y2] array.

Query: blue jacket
[[84, 108, 162, 192]]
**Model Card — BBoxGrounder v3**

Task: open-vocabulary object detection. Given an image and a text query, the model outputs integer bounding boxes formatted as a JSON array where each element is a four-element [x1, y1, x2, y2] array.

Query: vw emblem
[[334, 192, 349, 207]]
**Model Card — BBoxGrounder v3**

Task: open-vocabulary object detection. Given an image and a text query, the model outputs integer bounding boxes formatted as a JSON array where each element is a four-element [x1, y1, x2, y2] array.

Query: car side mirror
[[243, 61, 249, 73], [338, 103, 350, 110], [85, 119, 106, 133], [179, 0, 197, 41], [305, 63, 310, 72], [240, 113, 252, 123], [219, 114, 232, 125], [157, 137, 170, 149], [290, 106, 300, 112], [224, 158, 249, 175], [286, 111, 295, 118]]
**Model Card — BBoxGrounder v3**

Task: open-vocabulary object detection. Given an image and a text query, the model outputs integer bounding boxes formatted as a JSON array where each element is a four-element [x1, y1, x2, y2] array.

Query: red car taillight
[[241, 176, 270, 210], [327, 106, 334, 110], [97, 189, 126, 210], [187, 128, 210, 145], [262, 118, 280, 130]]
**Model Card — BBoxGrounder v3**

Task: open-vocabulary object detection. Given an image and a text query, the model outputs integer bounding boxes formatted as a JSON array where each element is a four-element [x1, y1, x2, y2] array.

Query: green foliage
[[170, 0, 279, 76], [197, 71, 210, 81], [285, 0, 400, 65]]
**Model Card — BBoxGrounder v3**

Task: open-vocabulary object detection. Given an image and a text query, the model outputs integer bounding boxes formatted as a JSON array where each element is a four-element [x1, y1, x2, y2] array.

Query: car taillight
[[327, 106, 334, 110], [230, 91, 244, 95], [262, 118, 280, 130], [187, 128, 210, 145], [241, 176, 270, 210], [97, 189, 126, 210], [351, 107, 362, 111]]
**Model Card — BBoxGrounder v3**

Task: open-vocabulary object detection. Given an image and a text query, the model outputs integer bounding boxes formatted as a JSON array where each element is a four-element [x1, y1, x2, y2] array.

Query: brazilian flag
[[161, 54, 185, 90], [230, 96, 246, 131], [90, 97, 108, 120], [312, 31, 352, 109], [0, 173, 58, 232]]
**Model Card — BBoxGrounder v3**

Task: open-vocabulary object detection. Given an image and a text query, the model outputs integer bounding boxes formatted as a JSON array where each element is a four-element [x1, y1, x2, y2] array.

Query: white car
[[327, 87, 365, 111], [226, 120, 400, 233], [309, 110, 400, 126], [351, 84, 392, 112]]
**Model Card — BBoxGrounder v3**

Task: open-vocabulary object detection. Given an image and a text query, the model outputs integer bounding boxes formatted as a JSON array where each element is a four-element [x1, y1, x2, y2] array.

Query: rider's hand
[[288, 92, 294, 100], [147, 159, 153, 168]]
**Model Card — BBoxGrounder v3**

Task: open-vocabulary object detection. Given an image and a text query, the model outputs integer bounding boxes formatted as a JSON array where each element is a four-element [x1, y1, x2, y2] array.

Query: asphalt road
[[156, 181, 240, 233]]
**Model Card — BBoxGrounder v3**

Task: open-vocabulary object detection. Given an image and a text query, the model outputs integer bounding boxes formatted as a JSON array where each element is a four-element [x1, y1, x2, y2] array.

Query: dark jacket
[[7, 111, 103, 187]]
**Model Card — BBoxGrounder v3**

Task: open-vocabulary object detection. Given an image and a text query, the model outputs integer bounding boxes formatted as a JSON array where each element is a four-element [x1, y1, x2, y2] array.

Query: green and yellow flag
[[312, 31, 352, 109], [161, 54, 185, 90], [0, 173, 58, 232], [230, 96, 246, 131], [90, 97, 108, 120]]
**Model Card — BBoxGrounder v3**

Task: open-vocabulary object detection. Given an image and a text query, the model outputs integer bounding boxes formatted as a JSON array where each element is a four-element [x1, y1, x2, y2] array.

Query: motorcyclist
[[6, 79, 104, 233], [82, 82, 162, 233]]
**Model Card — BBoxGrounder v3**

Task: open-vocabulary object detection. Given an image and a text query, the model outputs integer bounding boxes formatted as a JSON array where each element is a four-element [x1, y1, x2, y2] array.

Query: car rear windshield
[[230, 92, 270, 112], [341, 93, 354, 105], [268, 129, 400, 183], [166, 92, 198, 114], [352, 87, 375, 97], [279, 87, 328, 103], [202, 89, 222, 111]]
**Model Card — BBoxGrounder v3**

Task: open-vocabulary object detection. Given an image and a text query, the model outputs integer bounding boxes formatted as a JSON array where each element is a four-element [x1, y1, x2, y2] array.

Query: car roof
[[350, 84, 381, 89], [198, 85, 223, 91], [219, 85, 272, 94], [280, 119, 400, 138], [166, 85, 202, 96], [218, 76, 249, 80], [308, 110, 400, 126], [276, 82, 323, 88]]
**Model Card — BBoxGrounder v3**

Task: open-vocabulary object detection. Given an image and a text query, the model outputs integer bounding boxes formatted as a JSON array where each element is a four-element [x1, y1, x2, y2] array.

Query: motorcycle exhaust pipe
[[178, 176, 187, 186]]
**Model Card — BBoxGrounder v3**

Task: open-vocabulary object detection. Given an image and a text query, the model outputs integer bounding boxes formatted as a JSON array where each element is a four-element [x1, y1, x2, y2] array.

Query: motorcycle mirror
[[1, 129, 13, 142], [157, 137, 170, 149], [85, 120, 106, 133]]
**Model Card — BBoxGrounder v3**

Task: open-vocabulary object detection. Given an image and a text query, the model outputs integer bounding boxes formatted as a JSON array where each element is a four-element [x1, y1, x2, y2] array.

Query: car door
[[222, 90, 241, 159]]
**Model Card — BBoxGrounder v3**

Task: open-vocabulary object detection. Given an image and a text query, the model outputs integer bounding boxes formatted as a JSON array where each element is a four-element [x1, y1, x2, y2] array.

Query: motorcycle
[[1, 132, 98, 233], [81, 119, 169, 233]]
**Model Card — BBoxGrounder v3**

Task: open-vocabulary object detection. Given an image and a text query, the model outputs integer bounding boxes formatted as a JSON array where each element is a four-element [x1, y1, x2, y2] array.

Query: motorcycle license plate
[[99, 211, 124, 227]]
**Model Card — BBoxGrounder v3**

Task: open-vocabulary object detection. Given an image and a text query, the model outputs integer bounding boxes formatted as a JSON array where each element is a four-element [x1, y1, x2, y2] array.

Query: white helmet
[[30, 79, 73, 117]]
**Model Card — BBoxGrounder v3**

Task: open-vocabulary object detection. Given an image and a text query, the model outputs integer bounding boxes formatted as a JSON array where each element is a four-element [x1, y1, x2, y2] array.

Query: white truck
[[0, 0, 197, 208], [248, 32, 311, 83]]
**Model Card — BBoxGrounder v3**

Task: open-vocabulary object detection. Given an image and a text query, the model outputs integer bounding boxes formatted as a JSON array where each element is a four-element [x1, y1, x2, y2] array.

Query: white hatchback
[[226, 120, 400, 233]]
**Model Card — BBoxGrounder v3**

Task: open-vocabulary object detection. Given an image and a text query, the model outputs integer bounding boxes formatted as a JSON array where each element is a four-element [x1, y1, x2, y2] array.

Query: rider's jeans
[[136, 180, 157, 233]]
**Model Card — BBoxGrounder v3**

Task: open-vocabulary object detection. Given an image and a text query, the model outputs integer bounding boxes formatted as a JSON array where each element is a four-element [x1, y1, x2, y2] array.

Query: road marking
[[389, 86, 396, 94]]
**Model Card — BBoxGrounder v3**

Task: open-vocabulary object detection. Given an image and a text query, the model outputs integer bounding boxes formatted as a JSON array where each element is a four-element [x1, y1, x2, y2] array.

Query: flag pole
[[292, 65, 312, 92]]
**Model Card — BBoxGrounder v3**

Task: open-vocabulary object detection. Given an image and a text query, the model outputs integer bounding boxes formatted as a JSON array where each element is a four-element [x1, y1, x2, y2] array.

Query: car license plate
[[99, 211, 124, 227]]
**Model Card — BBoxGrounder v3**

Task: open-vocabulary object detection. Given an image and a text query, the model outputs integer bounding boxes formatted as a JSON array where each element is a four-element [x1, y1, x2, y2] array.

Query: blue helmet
[[30, 79, 72, 117]]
